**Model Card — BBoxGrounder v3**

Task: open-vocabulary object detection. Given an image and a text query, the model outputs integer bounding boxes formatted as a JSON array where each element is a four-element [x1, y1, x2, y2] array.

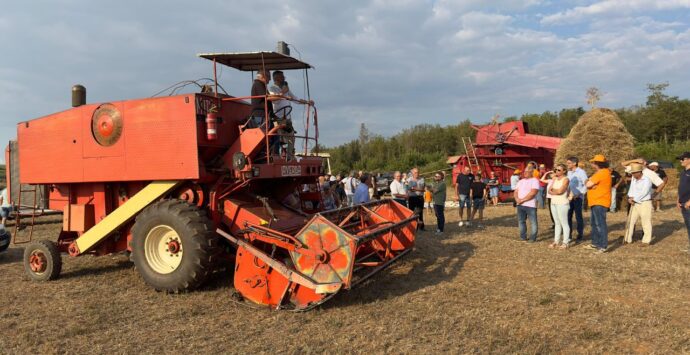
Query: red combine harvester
[[448, 120, 562, 201], [4, 45, 416, 310]]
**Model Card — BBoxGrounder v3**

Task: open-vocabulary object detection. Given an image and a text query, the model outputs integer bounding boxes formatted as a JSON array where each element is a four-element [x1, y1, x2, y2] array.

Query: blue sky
[[1, 0, 690, 159]]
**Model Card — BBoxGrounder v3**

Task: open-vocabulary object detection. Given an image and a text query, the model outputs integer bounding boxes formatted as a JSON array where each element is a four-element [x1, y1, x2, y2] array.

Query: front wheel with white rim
[[131, 199, 218, 293]]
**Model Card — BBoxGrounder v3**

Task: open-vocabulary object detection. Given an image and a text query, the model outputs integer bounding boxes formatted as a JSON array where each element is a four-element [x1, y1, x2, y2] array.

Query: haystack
[[554, 108, 635, 174]]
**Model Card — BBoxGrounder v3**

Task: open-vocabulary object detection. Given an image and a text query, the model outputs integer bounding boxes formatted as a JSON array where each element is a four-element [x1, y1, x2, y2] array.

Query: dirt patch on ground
[[1, 201, 689, 353]]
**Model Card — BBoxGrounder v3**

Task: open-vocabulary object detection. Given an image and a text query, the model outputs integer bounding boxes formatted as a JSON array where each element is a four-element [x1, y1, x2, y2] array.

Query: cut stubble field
[[1, 200, 689, 353]]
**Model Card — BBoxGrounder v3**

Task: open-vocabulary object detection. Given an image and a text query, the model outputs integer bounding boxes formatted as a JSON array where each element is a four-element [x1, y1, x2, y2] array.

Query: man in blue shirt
[[353, 174, 370, 205], [566, 156, 588, 243], [624, 163, 653, 245]]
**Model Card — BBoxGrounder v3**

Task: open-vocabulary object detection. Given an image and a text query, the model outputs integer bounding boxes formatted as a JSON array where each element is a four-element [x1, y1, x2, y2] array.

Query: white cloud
[[541, 0, 690, 25]]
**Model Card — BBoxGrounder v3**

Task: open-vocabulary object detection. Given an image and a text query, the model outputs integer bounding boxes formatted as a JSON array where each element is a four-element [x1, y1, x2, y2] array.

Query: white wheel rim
[[144, 224, 183, 274]]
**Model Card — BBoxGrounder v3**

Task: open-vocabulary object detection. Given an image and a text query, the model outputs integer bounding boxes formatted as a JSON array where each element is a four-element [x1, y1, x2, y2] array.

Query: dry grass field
[[1, 197, 689, 353]]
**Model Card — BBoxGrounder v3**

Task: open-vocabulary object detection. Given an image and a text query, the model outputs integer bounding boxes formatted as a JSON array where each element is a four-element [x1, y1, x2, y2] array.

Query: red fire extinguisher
[[206, 109, 218, 141]]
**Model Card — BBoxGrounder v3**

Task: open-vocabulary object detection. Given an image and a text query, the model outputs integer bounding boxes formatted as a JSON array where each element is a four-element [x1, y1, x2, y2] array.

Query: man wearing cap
[[647, 162, 668, 212], [566, 156, 588, 243], [585, 154, 612, 253], [677, 152, 690, 252], [625, 163, 654, 245]]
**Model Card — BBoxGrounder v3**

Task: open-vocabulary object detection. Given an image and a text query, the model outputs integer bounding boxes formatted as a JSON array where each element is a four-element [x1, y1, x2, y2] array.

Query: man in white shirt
[[389, 171, 407, 207], [0, 187, 11, 226], [625, 163, 654, 245], [621, 158, 663, 189], [268, 71, 313, 158], [407, 168, 426, 231], [342, 171, 359, 206], [510, 169, 521, 190]]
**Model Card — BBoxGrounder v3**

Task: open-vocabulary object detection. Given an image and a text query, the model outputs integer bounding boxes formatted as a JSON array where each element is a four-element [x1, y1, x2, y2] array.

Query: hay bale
[[554, 108, 635, 174]]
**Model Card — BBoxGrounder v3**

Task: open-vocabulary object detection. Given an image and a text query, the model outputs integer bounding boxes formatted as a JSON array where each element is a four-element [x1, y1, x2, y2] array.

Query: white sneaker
[[465, 221, 472, 227], [458, 221, 464, 227]]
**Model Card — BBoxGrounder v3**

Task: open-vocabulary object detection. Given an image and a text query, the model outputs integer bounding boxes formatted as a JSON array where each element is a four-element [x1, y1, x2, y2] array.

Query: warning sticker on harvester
[[281, 166, 302, 176]]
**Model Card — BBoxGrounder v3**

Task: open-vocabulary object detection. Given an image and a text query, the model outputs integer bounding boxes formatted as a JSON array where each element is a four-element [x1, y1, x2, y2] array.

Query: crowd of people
[[318, 150, 690, 255], [509, 153, 690, 253]]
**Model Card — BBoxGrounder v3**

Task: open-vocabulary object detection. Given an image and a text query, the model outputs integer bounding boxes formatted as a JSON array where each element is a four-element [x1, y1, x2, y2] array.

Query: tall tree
[[358, 123, 370, 146]]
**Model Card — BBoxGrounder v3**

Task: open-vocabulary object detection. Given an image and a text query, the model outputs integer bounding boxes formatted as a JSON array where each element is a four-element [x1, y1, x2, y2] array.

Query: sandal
[[558, 244, 569, 250], [549, 242, 558, 249]]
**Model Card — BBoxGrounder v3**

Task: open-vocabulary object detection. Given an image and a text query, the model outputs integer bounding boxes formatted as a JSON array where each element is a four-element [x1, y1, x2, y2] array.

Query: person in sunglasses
[[542, 164, 571, 249]]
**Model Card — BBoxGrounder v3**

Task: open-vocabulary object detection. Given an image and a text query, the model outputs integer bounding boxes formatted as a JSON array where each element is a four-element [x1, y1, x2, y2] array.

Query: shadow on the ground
[[60, 259, 132, 280], [197, 266, 234, 292], [324, 233, 476, 309], [652, 219, 685, 244], [0, 247, 24, 265]]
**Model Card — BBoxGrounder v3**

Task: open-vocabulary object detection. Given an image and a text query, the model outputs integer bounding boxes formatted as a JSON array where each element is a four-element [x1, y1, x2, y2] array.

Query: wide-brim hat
[[629, 163, 644, 174]]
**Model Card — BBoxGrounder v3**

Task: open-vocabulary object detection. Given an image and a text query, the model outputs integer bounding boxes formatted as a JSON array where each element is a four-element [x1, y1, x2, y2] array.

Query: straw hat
[[629, 163, 644, 174]]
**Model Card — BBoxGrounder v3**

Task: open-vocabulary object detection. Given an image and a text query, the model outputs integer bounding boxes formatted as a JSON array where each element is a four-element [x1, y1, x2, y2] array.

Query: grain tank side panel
[[18, 108, 86, 184], [17, 95, 200, 184], [122, 95, 199, 181]]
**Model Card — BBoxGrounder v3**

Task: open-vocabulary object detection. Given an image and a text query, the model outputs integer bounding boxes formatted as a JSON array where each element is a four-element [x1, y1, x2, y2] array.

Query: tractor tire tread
[[23, 240, 62, 281], [132, 199, 219, 293]]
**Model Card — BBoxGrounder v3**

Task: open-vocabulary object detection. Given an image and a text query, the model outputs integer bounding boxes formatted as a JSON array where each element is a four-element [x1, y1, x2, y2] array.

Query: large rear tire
[[23, 240, 62, 281], [131, 199, 218, 292]]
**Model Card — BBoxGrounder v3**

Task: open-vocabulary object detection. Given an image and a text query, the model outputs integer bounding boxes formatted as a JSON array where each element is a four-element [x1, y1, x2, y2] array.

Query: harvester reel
[[91, 103, 123, 146], [289, 216, 355, 286]]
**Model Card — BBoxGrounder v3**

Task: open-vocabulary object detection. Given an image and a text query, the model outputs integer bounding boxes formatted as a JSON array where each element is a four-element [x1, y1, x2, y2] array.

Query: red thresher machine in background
[[4, 45, 416, 310], [448, 120, 562, 202]]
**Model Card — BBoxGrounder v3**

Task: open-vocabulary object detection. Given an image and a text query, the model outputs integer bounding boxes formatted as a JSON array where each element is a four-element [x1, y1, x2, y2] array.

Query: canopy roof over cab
[[197, 51, 313, 71]]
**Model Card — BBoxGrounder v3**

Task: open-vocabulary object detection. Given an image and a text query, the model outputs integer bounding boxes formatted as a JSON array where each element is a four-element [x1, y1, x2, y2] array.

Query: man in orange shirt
[[586, 154, 613, 253]]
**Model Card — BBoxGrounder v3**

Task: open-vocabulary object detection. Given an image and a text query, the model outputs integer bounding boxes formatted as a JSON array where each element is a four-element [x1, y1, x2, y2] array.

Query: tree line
[[323, 83, 690, 175]]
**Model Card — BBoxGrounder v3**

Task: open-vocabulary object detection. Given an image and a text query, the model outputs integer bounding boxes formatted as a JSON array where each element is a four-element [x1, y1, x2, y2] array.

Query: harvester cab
[[6, 44, 418, 311]]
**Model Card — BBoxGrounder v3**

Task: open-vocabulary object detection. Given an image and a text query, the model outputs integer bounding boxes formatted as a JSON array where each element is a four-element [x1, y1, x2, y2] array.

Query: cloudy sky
[[1, 0, 690, 157]]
